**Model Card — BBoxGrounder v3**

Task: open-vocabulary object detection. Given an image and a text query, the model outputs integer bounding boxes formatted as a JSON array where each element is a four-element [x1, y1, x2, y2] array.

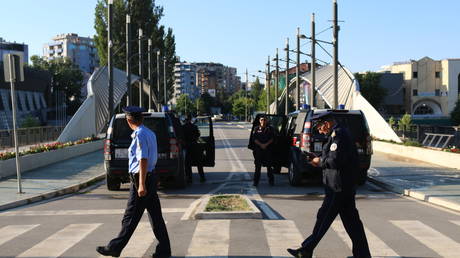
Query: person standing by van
[[250, 115, 275, 186]]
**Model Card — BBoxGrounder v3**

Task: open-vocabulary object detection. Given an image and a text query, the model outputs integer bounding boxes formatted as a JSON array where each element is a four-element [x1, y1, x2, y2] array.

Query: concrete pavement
[[1, 123, 460, 214]]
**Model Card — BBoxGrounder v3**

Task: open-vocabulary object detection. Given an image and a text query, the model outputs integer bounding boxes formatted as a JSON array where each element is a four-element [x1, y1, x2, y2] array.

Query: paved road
[[1, 122, 460, 258]]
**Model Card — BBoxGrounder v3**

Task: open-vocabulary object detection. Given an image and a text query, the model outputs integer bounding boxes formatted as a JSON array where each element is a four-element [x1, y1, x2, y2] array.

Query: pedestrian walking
[[97, 106, 171, 258], [250, 115, 275, 186], [287, 112, 371, 258], [182, 114, 206, 183]]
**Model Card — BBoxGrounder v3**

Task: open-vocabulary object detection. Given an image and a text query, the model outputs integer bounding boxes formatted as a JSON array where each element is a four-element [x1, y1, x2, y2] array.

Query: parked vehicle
[[104, 112, 187, 190], [249, 109, 373, 186]]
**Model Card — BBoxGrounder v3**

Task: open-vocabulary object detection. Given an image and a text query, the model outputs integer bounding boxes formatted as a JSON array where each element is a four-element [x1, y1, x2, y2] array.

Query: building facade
[[172, 62, 199, 105], [382, 57, 460, 117], [0, 37, 28, 64], [43, 33, 99, 74]]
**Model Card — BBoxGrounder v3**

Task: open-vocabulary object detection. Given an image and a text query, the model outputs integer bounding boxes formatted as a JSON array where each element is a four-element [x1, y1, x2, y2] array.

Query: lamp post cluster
[[107, 0, 169, 121], [262, 0, 341, 115]]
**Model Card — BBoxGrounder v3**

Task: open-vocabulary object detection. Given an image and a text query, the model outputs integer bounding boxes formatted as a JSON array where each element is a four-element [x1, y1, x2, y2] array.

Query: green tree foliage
[[450, 99, 460, 125], [196, 93, 214, 115], [388, 116, 396, 128], [355, 72, 387, 109], [398, 113, 412, 138], [94, 0, 176, 105], [175, 94, 196, 115], [30, 56, 84, 115], [232, 97, 246, 117]]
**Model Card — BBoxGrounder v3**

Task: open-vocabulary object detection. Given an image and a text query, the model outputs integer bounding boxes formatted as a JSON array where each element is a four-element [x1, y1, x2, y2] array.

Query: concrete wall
[[373, 140, 460, 170], [0, 140, 103, 179]]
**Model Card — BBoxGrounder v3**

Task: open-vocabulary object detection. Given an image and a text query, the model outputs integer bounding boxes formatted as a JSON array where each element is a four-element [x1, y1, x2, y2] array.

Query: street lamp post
[[163, 57, 167, 107], [125, 14, 131, 106], [108, 0, 114, 122], [138, 29, 144, 107], [311, 13, 316, 107], [275, 48, 279, 115], [296, 27, 301, 110], [148, 39, 153, 110], [333, 0, 339, 109], [285, 38, 289, 115], [267, 56, 271, 114], [156, 50, 161, 111]]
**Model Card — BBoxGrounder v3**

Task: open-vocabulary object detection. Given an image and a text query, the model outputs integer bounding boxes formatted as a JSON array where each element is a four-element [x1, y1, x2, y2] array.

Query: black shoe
[[152, 251, 171, 258], [287, 247, 312, 258], [96, 246, 120, 257]]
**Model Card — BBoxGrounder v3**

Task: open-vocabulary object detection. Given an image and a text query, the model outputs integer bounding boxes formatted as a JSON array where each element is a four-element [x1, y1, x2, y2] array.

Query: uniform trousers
[[185, 149, 205, 180], [252, 148, 274, 184], [301, 186, 371, 258], [108, 174, 171, 255]]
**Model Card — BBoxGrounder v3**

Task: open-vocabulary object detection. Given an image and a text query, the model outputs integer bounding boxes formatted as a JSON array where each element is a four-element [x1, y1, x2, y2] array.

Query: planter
[[373, 140, 460, 170], [0, 140, 104, 179], [194, 194, 262, 219]]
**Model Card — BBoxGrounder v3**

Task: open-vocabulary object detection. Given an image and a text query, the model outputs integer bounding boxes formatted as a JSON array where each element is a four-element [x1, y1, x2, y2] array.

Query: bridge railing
[[0, 126, 65, 149], [391, 125, 460, 148]]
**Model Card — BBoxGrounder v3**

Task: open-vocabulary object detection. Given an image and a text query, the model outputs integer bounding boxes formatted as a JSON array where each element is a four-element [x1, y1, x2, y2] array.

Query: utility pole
[[126, 14, 131, 106], [267, 56, 271, 114], [285, 38, 289, 115], [245, 68, 248, 121], [296, 27, 301, 110], [163, 57, 167, 108], [138, 28, 143, 107], [156, 50, 160, 111], [333, 0, 339, 109], [148, 39, 152, 110], [275, 48, 279, 115], [311, 13, 316, 107], [108, 0, 114, 121], [265, 63, 269, 114]]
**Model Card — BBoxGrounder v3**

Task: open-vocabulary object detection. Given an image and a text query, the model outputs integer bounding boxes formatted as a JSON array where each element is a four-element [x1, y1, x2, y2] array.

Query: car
[[104, 112, 188, 190], [249, 109, 373, 186]]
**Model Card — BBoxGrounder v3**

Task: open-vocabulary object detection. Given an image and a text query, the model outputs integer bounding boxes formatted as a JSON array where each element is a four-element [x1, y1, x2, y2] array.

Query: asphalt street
[[1, 122, 460, 258]]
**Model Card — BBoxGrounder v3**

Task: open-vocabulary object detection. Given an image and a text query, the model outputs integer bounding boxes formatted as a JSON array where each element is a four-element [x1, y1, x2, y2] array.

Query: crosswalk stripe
[[450, 220, 460, 227], [263, 220, 304, 257], [0, 224, 39, 246], [17, 223, 101, 258], [0, 208, 186, 216], [186, 220, 230, 257], [120, 222, 153, 258], [331, 220, 400, 257], [391, 220, 460, 258]]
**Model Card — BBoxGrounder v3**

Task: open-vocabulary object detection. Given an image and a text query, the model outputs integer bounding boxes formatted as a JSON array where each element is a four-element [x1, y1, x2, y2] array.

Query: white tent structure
[[57, 66, 157, 142], [275, 64, 401, 143]]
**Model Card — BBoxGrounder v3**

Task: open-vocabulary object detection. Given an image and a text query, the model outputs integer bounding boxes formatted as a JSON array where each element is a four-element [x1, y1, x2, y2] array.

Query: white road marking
[[186, 220, 230, 257], [17, 223, 101, 257], [331, 220, 400, 257], [0, 224, 39, 246], [0, 208, 185, 216], [450, 220, 460, 227], [391, 220, 460, 258], [119, 221, 167, 258], [263, 220, 304, 257]]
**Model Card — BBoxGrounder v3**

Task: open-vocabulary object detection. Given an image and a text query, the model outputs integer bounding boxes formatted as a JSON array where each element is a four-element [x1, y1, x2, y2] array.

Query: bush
[[403, 140, 422, 147]]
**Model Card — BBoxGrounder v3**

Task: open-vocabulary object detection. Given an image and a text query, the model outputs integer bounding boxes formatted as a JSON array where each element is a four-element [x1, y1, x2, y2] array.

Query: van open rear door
[[192, 116, 215, 167]]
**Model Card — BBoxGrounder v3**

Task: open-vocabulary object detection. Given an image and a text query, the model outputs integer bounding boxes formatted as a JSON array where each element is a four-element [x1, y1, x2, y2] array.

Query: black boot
[[287, 247, 312, 258], [96, 246, 120, 257]]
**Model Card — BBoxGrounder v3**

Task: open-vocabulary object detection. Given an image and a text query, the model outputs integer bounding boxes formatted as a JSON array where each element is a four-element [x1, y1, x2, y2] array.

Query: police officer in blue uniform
[[287, 112, 371, 258], [251, 115, 275, 186], [97, 106, 171, 258]]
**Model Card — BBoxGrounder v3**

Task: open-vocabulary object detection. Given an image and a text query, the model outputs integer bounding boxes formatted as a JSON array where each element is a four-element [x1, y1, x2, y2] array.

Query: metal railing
[[391, 124, 460, 148], [0, 126, 65, 149]]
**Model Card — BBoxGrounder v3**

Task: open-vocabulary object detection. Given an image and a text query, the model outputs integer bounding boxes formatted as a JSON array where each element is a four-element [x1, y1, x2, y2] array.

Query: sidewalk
[[0, 150, 104, 211], [368, 151, 460, 212]]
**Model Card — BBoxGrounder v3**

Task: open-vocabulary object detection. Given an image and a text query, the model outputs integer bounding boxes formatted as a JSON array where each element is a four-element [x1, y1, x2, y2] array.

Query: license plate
[[115, 148, 128, 159], [314, 142, 323, 152]]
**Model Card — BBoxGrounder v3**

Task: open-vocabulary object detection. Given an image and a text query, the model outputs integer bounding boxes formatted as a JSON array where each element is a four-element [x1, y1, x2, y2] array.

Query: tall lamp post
[[125, 14, 131, 106], [163, 57, 167, 108], [275, 48, 279, 115], [285, 38, 289, 115], [156, 50, 161, 111], [138, 28, 144, 107], [107, 0, 114, 121]]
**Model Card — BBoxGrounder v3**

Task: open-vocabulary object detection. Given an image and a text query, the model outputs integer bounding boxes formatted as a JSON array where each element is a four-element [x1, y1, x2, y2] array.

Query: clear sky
[[2, 0, 459, 81]]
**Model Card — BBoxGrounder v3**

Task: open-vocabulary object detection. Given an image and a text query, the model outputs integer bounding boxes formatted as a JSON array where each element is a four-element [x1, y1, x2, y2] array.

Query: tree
[[196, 93, 214, 115], [31, 55, 84, 115], [398, 113, 412, 139], [388, 116, 396, 129], [94, 0, 176, 105], [451, 99, 460, 125], [175, 94, 196, 115], [355, 72, 387, 109]]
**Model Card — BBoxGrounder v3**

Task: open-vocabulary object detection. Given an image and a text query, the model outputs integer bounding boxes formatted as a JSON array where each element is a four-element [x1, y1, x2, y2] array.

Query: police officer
[[182, 114, 206, 183], [97, 106, 171, 258], [287, 112, 371, 258], [251, 115, 275, 186]]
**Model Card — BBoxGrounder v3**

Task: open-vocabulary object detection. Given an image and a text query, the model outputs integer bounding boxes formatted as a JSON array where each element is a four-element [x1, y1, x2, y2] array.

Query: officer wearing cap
[[288, 112, 371, 258], [97, 106, 171, 258]]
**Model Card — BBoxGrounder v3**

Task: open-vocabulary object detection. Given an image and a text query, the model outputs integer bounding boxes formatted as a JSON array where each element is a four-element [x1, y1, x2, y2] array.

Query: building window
[[414, 104, 434, 115], [413, 89, 418, 96], [435, 71, 441, 78], [435, 89, 440, 96], [412, 72, 418, 78]]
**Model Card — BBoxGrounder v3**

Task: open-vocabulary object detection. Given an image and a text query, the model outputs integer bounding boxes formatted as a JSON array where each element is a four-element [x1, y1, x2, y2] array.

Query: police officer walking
[[182, 114, 206, 183], [287, 112, 371, 258], [250, 115, 275, 186], [97, 106, 171, 258]]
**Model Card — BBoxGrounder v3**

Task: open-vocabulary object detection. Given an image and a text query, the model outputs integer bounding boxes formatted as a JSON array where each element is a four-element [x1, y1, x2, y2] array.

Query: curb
[[0, 173, 105, 211], [368, 176, 460, 212], [194, 194, 262, 219]]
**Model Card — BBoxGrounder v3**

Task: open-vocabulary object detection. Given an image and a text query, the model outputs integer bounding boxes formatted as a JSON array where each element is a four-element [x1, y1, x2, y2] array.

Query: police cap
[[122, 106, 146, 119]]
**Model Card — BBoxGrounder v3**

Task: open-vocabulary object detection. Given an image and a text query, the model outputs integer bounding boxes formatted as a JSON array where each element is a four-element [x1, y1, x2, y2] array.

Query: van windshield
[[113, 117, 170, 151]]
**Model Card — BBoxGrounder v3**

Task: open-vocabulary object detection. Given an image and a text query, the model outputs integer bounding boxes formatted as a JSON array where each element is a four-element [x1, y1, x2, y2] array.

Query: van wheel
[[106, 175, 121, 191], [288, 161, 302, 186]]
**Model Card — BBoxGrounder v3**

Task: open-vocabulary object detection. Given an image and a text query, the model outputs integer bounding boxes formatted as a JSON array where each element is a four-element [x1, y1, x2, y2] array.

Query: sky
[[2, 0, 459, 81]]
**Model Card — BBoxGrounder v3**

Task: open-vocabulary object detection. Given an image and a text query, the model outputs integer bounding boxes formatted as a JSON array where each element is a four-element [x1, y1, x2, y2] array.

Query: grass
[[205, 195, 251, 212]]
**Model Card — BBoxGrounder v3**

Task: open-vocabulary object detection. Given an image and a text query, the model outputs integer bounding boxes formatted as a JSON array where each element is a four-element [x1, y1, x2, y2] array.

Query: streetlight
[[108, 0, 114, 123], [156, 50, 161, 111], [163, 56, 167, 108], [138, 28, 144, 108]]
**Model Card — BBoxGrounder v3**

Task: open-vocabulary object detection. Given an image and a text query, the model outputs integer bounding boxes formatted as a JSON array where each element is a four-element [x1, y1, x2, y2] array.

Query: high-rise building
[[43, 33, 99, 74], [172, 62, 199, 105], [0, 37, 28, 64]]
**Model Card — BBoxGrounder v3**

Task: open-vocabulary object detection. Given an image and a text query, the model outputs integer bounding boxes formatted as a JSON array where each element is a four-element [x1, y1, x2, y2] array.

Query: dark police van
[[104, 112, 214, 190], [249, 109, 372, 186]]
